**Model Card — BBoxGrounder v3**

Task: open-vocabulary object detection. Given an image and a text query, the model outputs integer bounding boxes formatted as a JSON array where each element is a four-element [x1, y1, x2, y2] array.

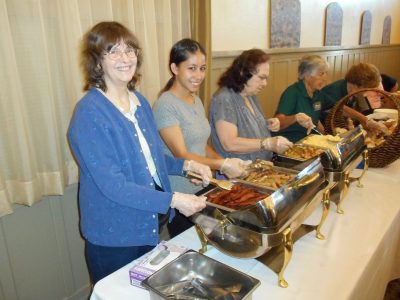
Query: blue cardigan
[[68, 88, 184, 246]]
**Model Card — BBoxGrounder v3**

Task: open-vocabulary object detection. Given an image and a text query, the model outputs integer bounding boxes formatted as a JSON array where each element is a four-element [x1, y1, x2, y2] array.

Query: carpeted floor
[[384, 278, 400, 300]]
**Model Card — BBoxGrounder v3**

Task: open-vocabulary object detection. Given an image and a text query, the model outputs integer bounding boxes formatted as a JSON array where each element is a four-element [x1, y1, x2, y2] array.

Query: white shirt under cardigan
[[98, 88, 162, 187]]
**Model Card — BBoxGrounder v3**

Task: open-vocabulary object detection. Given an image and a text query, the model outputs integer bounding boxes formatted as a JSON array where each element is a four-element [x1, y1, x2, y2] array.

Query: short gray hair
[[298, 55, 329, 80]]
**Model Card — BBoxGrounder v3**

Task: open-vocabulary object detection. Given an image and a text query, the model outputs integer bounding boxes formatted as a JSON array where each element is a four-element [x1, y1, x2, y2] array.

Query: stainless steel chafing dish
[[274, 126, 369, 214], [192, 158, 329, 288]]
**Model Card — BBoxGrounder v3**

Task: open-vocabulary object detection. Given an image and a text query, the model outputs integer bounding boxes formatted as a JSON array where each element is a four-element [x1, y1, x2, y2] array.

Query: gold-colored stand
[[292, 186, 332, 241], [336, 170, 349, 214], [195, 224, 208, 254], [333, 149, 369, 214], [256, 227, 293, 288], [194, 224, 294, 288], [348, 149, 369, 188], [194, 196, 330, 289], [316, 186, 331, 240]]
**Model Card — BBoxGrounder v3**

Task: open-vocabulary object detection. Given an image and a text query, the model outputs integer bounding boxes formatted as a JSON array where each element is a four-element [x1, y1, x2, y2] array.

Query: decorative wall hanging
[[270, 0, 301, 48], [382, 16, 391, 44], [324, 2, 343, 46], [360, 10, 372, 45]]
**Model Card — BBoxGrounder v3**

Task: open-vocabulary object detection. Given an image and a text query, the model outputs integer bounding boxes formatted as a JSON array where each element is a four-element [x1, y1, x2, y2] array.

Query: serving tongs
[[246, 159, 274, 171], [309, 127, 324, 135], [186, 171, 234, 190]]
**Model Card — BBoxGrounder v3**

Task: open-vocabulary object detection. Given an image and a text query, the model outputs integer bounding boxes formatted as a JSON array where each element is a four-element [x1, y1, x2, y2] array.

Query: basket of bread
[[324, 88, 400, 168]]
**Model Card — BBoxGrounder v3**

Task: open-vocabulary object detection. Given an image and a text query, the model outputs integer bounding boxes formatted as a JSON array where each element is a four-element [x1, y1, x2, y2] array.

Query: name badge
[[313, 101, 321, 111]]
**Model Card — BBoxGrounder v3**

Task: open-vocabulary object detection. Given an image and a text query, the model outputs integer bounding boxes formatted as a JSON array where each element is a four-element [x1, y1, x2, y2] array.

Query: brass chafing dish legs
[[337, 150, 369, 214], [338, 171, 349, 213], [279, 227, 293, 288], [348, 149, 369, 188], [285, 190, 331, 241], [336, 171, 348, 214], [315, 187, 331, 240], [196, 222, 295, 288], [194, 208, 231, 254], [290, 183, 332, 240], [195, 224, 208, 254], [257, 227, 293, 288]]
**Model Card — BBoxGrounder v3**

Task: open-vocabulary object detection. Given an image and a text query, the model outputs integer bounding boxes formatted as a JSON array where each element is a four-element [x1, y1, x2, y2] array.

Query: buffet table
[[91, 160, 400, 300]]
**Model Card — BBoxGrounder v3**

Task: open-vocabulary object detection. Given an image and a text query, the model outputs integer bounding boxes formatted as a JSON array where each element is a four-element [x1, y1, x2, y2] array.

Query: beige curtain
[[0, 0, 191, 217], [190, 0, 212, 112]]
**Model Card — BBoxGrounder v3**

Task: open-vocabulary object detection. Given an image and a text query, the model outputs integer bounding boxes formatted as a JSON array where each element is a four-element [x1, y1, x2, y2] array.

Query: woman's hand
[[220, 158, 251, 178], [171, 192, 206, 216], [184, 160, 212, 186], [366, 119, 389, 135], [261, 136, 293, 154]]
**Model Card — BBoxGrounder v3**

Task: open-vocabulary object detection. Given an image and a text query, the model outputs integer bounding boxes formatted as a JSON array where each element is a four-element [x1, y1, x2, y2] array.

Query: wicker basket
[[324, 88, 400, 168]]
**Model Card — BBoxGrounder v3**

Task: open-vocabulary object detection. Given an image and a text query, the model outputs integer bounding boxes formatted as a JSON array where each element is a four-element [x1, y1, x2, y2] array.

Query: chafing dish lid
[[226, 158, 326, 233], [333, 125, 365, 168]]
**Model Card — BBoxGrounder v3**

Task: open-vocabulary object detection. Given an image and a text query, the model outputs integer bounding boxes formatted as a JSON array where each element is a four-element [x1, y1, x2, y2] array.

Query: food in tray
[[364, 135, 385, 148], [364, 119, 398, 148], [334, 119, 398, 149], [206, 184, 269, 210], [283, 144, 326, 160], [242, 165, 295, 189], [334, 127, 348, 135], [326, 135, 342, 142], [301, 134, 342, 155]]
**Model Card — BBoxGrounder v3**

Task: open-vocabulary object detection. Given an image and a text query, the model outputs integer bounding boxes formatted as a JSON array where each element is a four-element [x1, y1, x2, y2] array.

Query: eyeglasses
[[255, 74, 268, 82], [105, 47, 140, 60]]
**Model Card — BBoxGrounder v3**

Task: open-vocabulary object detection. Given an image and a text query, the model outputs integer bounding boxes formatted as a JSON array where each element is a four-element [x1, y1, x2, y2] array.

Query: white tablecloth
[[91, 161, 400, 300]]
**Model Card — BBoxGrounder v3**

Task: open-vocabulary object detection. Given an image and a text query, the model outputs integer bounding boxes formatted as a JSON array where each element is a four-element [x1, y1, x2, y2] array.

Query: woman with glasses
[[68, 21, 211, 284], [153, 39, 249, 237], [209, 49, 292, 161]]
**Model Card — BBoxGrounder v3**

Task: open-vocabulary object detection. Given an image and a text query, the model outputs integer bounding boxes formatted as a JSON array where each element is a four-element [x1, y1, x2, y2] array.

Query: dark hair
[[80, 21, 142, 92], [381, 73, 398, 92], [345, 63, 381, 88], [218, 49, 270, 93], [159, 38, 206, 95]]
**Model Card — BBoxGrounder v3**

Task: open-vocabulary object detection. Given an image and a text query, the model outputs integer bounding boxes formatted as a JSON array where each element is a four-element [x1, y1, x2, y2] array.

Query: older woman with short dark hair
[[209, 49, 292, 161]]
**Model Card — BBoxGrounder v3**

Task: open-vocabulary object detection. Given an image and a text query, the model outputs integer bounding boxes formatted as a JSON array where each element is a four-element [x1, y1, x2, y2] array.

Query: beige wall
[[212, 0, 268, 50], [212, 0, 400, 51]]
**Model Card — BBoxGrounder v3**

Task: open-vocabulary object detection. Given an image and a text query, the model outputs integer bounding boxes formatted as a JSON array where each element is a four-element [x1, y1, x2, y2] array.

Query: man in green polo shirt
[[319, 63, 388, 134], [275, 55, 336, 142]]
